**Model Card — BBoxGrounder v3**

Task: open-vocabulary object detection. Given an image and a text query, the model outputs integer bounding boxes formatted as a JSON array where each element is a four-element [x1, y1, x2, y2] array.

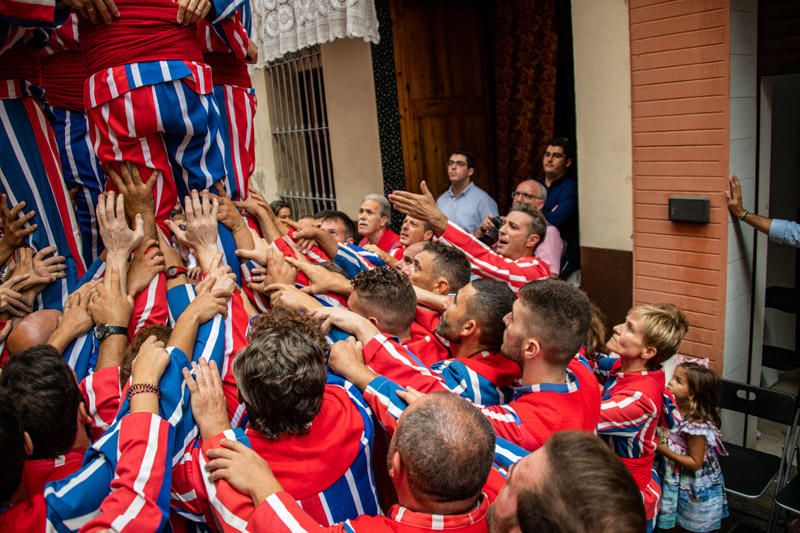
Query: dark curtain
[[493, 0, 559, 211]]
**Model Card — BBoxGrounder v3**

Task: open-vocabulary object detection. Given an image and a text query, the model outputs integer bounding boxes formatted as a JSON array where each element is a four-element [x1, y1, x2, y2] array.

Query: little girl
[[657, 362, 729, 532]]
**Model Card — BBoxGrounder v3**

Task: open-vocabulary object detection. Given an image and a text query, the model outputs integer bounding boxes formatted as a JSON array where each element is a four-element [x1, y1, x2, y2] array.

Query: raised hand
[[106, 163, 158, 239], [235, 230, 271, 266], [157, 227, 185, 270], [388, 181, 448, 235], [97, 191, 145, 262], [127, 240, 166, 297], [185, 272, 233, 322], [131, 335, 171, 386], [212, 182, 246, 232], [32, 246, 67, 283], [284, 257, 350, 296], [12, 247, 65, 306], [61, 0, 119, 25], [175, 0, 212, 25], [47, 282, 97, 352], [0, 196, 37, 258], [88, 265, 133, 328], [264, 283, 322, 313], [0, 274, 32, 317], [129, 335, 171, 415], [165, 190, 219, 273], [182, 359, 231, 439]]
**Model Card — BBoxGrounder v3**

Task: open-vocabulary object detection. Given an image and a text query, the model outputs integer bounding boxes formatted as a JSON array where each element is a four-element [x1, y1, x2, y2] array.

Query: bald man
[[6, 309, 61, 355]]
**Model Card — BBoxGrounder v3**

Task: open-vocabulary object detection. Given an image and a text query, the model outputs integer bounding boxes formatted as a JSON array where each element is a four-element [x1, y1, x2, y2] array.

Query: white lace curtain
[[251, 0, 380, 67]]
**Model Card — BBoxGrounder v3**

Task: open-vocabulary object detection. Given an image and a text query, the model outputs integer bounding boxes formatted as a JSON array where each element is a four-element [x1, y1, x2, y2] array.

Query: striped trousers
[[214, 83, 256, 200], [50, 106, 105, 264], [0, 94, 85, 308], [87, 78, 226, 229]]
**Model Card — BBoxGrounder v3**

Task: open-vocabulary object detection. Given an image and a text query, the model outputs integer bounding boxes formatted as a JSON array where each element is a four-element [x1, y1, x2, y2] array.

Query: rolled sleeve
[[769, 218, 800, 248]]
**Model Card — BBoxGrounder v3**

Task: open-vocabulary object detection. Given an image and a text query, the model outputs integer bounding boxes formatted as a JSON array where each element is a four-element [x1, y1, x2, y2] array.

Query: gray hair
[[535, 180, 548, 203], [363, 194, 391, 219]]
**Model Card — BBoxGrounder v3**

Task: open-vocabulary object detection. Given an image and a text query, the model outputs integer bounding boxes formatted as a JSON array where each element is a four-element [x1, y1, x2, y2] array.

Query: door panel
[[390, 0, 495, 198]]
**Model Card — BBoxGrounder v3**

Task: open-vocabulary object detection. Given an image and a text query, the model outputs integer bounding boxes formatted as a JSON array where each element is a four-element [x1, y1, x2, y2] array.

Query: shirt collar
[[448, 181, 475, 199], [388, 493, 489, 528], [513, 367, 579, 400]]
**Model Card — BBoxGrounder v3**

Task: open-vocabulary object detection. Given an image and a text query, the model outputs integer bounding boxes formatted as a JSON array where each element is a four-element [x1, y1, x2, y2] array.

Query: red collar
[[388, 494, 489, 529]]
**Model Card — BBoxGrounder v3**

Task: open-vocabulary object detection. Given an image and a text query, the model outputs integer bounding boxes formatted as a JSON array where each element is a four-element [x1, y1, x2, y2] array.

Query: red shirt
[[359, 228, 401, 254], [479, 357, 601, 451]]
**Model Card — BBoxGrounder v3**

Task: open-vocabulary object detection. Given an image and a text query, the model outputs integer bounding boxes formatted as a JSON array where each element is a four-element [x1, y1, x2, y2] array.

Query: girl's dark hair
[[679, 362, 721, 428]]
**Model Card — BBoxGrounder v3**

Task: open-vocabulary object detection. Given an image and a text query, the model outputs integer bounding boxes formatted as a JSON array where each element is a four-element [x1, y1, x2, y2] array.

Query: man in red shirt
[[357, 194, 400, 254], [204, 391, 497, 533], [390, 183, 549, 292]]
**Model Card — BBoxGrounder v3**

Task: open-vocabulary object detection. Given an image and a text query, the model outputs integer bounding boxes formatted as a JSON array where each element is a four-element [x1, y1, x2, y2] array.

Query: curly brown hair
[[235, 307, 328, 438], [351, 268, 416, 333]]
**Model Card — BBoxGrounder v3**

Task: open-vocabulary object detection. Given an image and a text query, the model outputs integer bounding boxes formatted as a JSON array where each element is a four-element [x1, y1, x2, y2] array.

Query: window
[[265, 45, 336, 217]]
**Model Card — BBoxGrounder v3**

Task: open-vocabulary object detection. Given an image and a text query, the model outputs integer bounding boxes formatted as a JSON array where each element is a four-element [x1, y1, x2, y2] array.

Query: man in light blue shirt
[[436, 151, 498, 234], [728, 175, 800, 247]]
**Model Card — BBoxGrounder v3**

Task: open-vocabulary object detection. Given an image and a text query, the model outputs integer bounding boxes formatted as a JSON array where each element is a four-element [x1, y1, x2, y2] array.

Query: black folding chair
[[718, 379, 796, 531], [761, 286, 800, 371]]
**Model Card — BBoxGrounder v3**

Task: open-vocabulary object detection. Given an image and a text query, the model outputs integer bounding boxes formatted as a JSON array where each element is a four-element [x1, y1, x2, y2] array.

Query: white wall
[[249, 68, 280, 201], [321, 38, 385, 220], [571, 0, 633, 252], [722, 0, 758, 444]]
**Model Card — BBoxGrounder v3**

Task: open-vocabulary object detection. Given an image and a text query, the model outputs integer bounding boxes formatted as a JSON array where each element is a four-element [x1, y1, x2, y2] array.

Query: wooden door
[[390, 0, 495, 198]]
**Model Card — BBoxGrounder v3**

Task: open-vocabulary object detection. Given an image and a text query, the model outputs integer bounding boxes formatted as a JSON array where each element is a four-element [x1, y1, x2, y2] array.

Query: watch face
[[167, 266, 178, 276], [94, 324, 106, 340]]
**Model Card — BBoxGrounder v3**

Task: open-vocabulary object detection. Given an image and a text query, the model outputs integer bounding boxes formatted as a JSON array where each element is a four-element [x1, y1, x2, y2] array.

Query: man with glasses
[[436, 151, 498, 234], [475, 179, 564, 276]]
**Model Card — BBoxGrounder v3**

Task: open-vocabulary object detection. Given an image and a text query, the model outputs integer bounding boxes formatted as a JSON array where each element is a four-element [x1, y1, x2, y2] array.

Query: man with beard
[[406, 242, 471, 297], [314, 279, 519, 406], [476, 279, 601, 450]]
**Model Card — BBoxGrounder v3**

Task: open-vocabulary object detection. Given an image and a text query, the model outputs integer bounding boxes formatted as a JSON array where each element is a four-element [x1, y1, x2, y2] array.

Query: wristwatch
[[166, 266, 188, 280], [94, 324, 128, 341]]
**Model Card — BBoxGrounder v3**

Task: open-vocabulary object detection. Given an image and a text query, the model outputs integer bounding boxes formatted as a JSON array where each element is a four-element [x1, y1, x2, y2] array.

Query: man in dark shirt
[[540, 137, 579, 280]]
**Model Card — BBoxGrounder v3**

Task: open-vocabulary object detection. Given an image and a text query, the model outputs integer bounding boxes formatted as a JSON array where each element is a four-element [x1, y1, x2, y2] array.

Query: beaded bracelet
[[128, 383, 161, 399]]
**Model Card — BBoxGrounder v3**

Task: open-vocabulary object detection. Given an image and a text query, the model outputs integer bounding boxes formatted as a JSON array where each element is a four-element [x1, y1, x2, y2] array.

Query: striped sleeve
[[80, 413, 174, 532], [438, 221, 550, 291], [247, 491, 355, 532], [128, 272, 169, 338], [478, 403, 541, 451], [0, 0, 56, 23], [596, 390, 654, 437], [170, 428, 251, 528], [361, 335, 448, 395], [239, 260, 270, 312], [80, 366, 122, 438], [432, 360, 509, 406], [361, 375, 409, 435], [63, 330, 96, 382], [199, 429, 257, 532], [334, 244, 382, 279], [660, 388, 683, 430]]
